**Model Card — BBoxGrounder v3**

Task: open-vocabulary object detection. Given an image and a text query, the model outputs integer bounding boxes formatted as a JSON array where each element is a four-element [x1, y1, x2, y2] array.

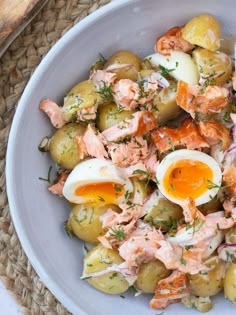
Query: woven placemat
[[0, 1, 110, 314]]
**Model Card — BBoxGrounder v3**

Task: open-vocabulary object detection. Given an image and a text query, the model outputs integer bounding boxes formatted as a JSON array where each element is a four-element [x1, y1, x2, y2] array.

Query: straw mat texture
[[0, 1, 110, 314]]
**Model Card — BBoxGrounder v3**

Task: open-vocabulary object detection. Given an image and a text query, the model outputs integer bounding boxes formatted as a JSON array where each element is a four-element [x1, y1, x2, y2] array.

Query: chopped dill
[[206, 180, 230, 192], [128, 285, 138, 295], [98, 196, 105, 202], [109, 272, 118, 280], [88, 208, 94, 224], [180, 249, 187, 266], [97, 82, 114, 102], [167, 137, 175, 151], [114, 184, 122, 192], [159, 65, 175, 78], [124, 190, 132, 200], [38, 165, 53, 183], [109, 226, 126, 241], [186, 216, 204, 235], [63, 221, 73, 238], [132, 169, 152, 182], [161, 217, 178, 235]]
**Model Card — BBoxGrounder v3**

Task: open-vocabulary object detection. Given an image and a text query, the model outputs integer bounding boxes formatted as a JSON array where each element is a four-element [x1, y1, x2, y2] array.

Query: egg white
[[63, 158, 133, 204], [156, 149, 222, 206], [146, 51, 199, 85]]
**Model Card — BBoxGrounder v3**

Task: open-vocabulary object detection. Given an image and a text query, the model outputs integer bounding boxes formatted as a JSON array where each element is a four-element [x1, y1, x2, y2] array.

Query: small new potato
[[195, 297, 213, 313], [189, 256, 224, 297], [131, 177, 151, 205], [182, 14, 221, 51], [152, 81, 182, 125], [198, 196, 221, 215], [135, 260, 171, 293], [49, 123, 86, 169], [83, 245, 129, 294], [224, 262, 236, 302], [226, 226, 236, 244], [182, 295, 213, 312], [96, 102, 136, 131], [68, 203, 120, 243], [193, 48, 232, 86], [104, 50, 142, 81], [144, 197, 183, 231], [63, 80, 102, 122]]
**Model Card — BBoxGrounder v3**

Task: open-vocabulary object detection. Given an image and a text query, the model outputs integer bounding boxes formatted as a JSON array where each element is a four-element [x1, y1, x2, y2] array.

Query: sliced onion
[[210, 143, 224, 166], [223, 143, 236, 167], [80, 262, 138, 286], [105, 63, 133, 72], [155, 72, 170, 88]]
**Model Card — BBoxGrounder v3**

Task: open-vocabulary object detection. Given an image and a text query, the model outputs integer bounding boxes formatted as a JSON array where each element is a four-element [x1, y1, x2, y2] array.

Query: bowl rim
[[5, 0, 135, 314]]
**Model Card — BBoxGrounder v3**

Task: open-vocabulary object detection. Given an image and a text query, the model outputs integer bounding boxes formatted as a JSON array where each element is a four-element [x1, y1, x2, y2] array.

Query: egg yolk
[[163, 159, 213, 200], [75, 182, 124, 204]]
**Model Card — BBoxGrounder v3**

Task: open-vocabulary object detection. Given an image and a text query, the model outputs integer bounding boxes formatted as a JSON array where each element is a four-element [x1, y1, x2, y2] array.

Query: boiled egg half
[[156, 149, 222, 206], [63, 158, 133, 205]]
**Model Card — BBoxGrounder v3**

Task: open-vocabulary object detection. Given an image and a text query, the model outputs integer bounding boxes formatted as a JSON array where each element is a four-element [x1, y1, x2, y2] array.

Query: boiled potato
[[139, 69, 155, 79], [147, 51, 199, 85], [63, 80, 102, 122], [104, 50, 142, 81], [182, 14, 221, 51], [195, 297, 213, 313], [144, 196, 183, 232], [193, 48, 232, 86], [141, 58, 155, 70], [152, 81, 182, 125], [224, 262, 236, 302], [189, 256, 224, 297], [131, 177, 151, 205], [135, 260, 171, 293], [96, 101, 136, 131], [182, 295, 213, 312], [226, 226, 236, 244], [198, 196, 221, 215], [49, 123, 86, 169], [68, 203, 120, 243], [83, 245, 129, 294]]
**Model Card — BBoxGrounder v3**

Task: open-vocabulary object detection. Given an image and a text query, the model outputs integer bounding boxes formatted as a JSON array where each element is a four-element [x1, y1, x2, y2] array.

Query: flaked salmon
[[176, 81, 229, 118], [150, 270, 189, 309], [107, 136, 149, 167], [119, 221, 164, 266], [90, 69, 117, 90], [102, 111, 158, 142], [151, 118, 209, 153], [198, 120, 230, 150], [155, 27, 194, 55], [98, 203, 143, 248], [39, 99, 65, 128], [48, 171, 69, 196], [113, 79, 140, 111], [81, 124, 108, 159], [77, 106, 98, 122]]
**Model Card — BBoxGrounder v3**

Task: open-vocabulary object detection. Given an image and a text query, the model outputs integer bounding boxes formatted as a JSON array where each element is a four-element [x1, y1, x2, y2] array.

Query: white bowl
[[6, 0, 236, 314]]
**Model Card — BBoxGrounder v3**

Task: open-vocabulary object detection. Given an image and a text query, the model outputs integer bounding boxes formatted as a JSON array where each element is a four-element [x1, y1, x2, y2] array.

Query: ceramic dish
[[6, 0, 236, 314]]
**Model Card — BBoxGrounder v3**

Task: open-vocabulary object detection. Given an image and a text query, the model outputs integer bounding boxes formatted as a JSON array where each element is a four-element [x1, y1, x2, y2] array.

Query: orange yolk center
[[75, 182, 124, 204], [163, 159, 213, 200]]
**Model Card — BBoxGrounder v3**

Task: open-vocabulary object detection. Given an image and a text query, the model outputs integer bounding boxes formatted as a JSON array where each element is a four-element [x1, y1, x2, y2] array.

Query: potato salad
[[39, 13, 236, 312]]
